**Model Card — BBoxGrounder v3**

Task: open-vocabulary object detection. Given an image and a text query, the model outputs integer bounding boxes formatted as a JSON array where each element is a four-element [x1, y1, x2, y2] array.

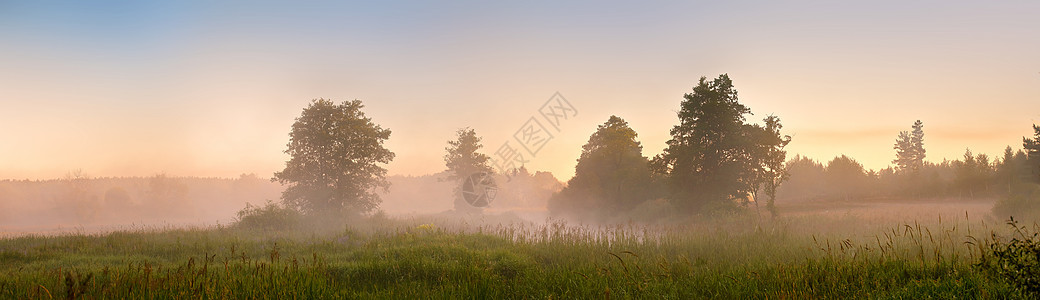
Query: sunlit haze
[[2, 1, 1039, 180]]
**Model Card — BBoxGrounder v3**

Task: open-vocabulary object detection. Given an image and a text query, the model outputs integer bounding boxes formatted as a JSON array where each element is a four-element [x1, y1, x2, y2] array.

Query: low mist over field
[[3, 1, 1040, 298]]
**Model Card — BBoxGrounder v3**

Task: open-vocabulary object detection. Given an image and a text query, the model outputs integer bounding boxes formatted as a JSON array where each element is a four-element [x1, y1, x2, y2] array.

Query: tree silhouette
[[549, 115, 655, 219], [274, 99, 394, 217], [893, 120, 926, 173], [998, 146, 1031, 194], [953, 148, 994, 198], [752, 115, 791, 217], [778, 155, 827, 201], [825, 155, 867, 201], [652, 74, 788, 213], [1024, 124, 1040, 184], [444, 127, 493, 213]]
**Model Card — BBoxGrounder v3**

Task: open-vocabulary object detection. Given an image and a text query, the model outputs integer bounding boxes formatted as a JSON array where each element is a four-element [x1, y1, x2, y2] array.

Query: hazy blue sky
[[2, 1, 1039, 180]]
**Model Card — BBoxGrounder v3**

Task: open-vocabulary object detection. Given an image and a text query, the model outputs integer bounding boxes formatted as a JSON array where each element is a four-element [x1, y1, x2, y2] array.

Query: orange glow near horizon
[[2, 2, 1039, 181]]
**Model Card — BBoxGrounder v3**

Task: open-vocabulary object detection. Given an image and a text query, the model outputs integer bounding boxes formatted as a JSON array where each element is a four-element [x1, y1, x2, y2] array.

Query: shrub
[[977, 217, 1040, 296], [235, 201, 301, 231], [993, 183, 1040, 219]]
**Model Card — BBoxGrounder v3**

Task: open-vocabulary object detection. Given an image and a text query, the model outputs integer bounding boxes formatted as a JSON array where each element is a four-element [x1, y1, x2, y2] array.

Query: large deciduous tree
[[549, 115, 655, 219], [274, 99, 394, 217], [444, 127, 493, 212], [651, 74, 790, 213]]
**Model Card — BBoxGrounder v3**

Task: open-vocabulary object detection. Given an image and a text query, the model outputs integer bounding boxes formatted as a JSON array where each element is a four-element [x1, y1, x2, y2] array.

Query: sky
[[1, 1, 1039, 181]]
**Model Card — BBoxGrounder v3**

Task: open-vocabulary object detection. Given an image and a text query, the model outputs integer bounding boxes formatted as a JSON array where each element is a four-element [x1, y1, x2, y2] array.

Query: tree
[[273, 99, 394, 216], [752, 115, 791, 218], [893, 120, 926, 173], [58, 170, 99, 222], [651, 74, 788, 213], [998, 146, 1018, 194], [444, 127, 493, 212], [998, 146, 1032, 195], [104, 187, 132, 207], [953, 149, 996, 198], [1025, 124, 1040, 184], [993, 126, 1040, 216], [497, 166, 564, 210], [144, 173, 188, 215], [778, 155, 827, 201], [953, 149, 978, 197], [825, 155, 867, 200], [550, 116, 655, 219]]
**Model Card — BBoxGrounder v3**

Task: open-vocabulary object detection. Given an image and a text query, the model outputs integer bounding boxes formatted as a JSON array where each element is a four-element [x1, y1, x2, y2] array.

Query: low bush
[[235, 201, 301, 231], [993, 183, 1040, 219], [977, 217, 1040, 297]]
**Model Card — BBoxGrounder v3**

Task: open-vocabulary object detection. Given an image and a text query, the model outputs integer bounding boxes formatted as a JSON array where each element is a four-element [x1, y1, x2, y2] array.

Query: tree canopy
[[825, 155, 867, 200], [445, 128, 493, 179], [549, 115, 655, 219], [749, 115, 791, 217], [1024, 124, 1040, 184], [893, 120, 926, 173], [651, 74, 790, 213], [444, 127, 493, 212], [273, 99, 395, 216]]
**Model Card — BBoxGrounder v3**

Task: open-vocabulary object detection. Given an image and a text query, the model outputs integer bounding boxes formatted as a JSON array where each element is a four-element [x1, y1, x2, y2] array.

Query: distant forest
[[0, 174, 280, 230], [1, 123, 1037, 229], [3, 75, 1039, 229]]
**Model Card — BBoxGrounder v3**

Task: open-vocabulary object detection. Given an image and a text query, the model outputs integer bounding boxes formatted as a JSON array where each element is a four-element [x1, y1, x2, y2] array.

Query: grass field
[[0, 201, 1028, 299]]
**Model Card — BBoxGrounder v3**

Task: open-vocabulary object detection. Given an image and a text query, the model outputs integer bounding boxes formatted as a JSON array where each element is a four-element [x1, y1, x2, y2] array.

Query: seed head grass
[[0, 212, 1026, 298]]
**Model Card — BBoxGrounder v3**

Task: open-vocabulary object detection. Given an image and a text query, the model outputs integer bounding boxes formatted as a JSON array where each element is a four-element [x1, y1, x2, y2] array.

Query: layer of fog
[[0, 170, 567, 236], [0, 167, 1008, 238]]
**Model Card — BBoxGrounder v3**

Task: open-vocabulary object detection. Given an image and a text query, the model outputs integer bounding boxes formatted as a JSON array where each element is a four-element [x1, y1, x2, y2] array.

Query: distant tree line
[[268, 80, 1040, 222], [778, 122, 1040, 217], [0, 174, 280, 227], [271, 76, 792, 221]]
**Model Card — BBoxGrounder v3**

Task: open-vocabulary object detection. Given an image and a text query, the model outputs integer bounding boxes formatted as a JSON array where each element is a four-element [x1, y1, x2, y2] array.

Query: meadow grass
[[0, 212, 1025, 299]]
